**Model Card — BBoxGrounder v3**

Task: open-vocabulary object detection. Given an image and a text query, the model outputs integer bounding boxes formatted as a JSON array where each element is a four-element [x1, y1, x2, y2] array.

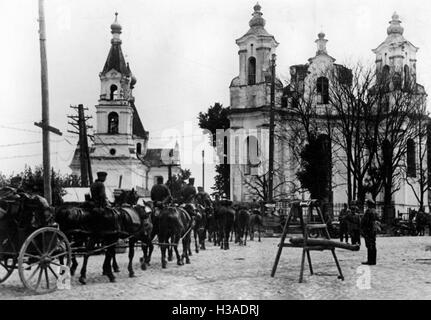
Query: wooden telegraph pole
[[68, 105, 93, 187], [268, 54, 276, 203], [35, 0, 62, 205]]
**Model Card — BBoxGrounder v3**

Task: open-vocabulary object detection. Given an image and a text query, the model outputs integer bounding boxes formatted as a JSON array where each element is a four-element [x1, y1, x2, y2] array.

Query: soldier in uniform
[[339, 203, 349, 243], [181, 178, 197, 204], [346, 204, 361, 245], [90, 172, 109, 208], [195, 186, 212, 208], [150, 176, 172, 207], [10, 176, 23, 190], [361, 199, 377, 265]]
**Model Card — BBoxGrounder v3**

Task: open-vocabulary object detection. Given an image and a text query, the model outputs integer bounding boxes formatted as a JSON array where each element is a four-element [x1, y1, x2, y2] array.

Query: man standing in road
[[347, 204, 361, 245], [361, 199, 377, 265], [339, 203, 349, 243]]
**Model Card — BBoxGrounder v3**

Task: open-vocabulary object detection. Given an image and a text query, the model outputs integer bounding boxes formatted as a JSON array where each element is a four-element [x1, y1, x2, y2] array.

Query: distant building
[[71, 14, 181, 196], [228, 4, 428, 217]]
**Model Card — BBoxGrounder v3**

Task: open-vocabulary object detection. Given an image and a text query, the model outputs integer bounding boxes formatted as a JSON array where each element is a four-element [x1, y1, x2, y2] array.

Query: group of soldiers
[[150, 176, 212, 209], [338, 199, 378, 266], [89, 171, 213, 212]]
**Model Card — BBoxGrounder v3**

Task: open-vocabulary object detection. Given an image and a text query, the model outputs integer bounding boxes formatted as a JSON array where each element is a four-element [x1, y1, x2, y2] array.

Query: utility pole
[[268, 53, 276, 203], [68, 104, 93, 187], [35, 0, 62, 205], [202, 150, 205, 189]]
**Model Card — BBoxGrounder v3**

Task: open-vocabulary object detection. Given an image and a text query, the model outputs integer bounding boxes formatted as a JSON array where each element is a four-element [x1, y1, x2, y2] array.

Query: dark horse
[[55, 190, 153, 284], [111, 190, 154, 276], [206, 206, 218, 245], [215, 200, 235, 250], [158, 205, 193, 268], [184, 203, 207, 255], [234, 206, 250, 246], [248, 209, 264, 242]]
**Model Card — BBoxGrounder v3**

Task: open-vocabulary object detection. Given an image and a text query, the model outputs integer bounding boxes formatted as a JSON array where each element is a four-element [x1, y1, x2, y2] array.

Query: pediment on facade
[[372, 37, 419, 54], [236, 32, 279, 47], [308, 53, 336, 64]]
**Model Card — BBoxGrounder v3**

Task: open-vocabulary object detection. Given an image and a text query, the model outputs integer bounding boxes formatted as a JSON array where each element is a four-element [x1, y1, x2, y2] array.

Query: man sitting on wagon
[[90, 172, 121, 232]]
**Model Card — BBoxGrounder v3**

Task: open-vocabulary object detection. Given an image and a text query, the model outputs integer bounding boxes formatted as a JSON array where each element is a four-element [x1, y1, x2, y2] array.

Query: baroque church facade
[[71, 14, 181, 197], [228, 4, 428, 215]]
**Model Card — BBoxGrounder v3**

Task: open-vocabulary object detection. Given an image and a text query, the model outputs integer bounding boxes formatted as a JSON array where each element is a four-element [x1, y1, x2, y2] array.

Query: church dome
[[111, 12, 122, 34], [249, 2, 266, 28], [387, 12, 404, 35]]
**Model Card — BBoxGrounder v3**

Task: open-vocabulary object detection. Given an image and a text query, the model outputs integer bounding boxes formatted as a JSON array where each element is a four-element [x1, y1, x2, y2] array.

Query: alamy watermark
[[356, 265, 372, 290], [158, 121, 269, 167]]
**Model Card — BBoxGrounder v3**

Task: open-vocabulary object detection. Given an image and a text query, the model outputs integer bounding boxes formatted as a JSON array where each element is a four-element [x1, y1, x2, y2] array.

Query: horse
[[193, 204, 207, 252], [180, 203, 200, 256], [215, 200, 235, 250], [55, 202, 121, 283], [234, 206, 250, 246], [55, 189, 153, 284], [248, 209, 264, 242], [205, 206, 218, 245], [158, 205, 193, 268]]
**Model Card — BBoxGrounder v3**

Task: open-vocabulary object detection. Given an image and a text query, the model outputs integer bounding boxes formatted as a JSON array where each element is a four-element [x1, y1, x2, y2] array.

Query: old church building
[[228, 4, 428, 217], [70, 14, 181, 198]]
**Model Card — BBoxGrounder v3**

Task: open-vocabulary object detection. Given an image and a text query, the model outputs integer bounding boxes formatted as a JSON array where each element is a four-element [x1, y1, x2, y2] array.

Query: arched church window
[[110, 84, 118, 100], [248, 57, 256, 85], [316, 77, 329, 104], [136, 143, 142, 155], [404, 65, 410, 90], [382, 65, 390, 91], [393, 72, 402, 90], [108, 112, 119, 134], [407, 139, 416, 177]]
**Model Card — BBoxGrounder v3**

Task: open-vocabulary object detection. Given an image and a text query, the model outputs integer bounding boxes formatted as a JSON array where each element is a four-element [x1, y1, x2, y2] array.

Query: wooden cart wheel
[[0, 257, 16, 283], [18, 227, 72, 294]]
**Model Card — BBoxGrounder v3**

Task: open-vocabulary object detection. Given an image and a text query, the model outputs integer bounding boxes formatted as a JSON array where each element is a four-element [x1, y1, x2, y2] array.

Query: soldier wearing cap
[[10, 176, 23, 192], [195, 186, 212, 208], [90, 172, 109, 208], [181, 177, 197, 204], [150, 176, 171, 207], [361, 199, 377, 265]]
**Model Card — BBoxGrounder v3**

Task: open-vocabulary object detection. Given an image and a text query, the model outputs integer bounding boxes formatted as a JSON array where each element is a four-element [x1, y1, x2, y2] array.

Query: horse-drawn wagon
[[0, 187, 72, 294]]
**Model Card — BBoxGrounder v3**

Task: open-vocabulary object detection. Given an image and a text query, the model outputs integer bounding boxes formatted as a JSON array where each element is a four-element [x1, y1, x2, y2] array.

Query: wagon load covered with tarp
[[0, 187, 71, 293]]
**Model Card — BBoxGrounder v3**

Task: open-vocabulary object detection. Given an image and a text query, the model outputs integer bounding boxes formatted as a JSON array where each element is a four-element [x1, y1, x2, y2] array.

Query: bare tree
[[240, 162, 300, 202]]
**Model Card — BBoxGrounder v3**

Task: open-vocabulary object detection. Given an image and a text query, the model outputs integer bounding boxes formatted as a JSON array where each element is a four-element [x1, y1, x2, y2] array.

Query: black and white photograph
[[1, 0, 431, 306]]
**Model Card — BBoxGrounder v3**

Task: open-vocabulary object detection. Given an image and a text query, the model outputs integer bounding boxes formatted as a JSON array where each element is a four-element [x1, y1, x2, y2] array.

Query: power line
[[0, 125, 41, 134], [0, 149, 75, 160], [0, 139, 65, 148]]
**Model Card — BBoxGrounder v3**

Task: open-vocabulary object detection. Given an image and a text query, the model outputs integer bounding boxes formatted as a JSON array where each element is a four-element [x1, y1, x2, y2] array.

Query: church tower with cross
[[70, 14, 181, 198]]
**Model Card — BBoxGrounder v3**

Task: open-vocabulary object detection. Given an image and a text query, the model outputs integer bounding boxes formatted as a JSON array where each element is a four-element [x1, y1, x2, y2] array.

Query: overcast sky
[[1, 0, 431, 191]]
